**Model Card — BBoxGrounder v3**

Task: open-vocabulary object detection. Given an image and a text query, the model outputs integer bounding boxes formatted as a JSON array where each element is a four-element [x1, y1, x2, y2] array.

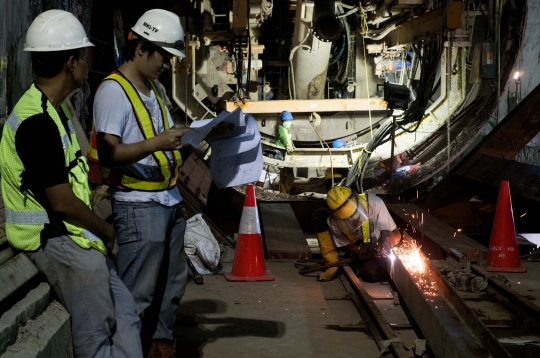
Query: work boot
[[148, 340, 176, 358], [316, 230, 339, 281]]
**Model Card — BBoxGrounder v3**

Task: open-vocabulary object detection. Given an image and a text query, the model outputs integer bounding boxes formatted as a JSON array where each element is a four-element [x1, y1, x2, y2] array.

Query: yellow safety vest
[[343, 193, 371, 245], [0, 85, 106, 253], [87, 71, 182, 191]]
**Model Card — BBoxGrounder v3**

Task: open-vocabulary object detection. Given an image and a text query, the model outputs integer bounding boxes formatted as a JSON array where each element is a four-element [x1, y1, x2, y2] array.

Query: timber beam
[[455, 153, 540, 201], [478, 81, 540, 159], [424, 81, 540, 207], [225, 98, 387, 113]]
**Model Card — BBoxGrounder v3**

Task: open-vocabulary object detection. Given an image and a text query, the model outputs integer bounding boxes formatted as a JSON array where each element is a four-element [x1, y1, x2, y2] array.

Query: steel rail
[[341, 265, 412, 358], [424, 261, 513, 358], [471, 264, 540, 327], [390, 256, 491, 358]]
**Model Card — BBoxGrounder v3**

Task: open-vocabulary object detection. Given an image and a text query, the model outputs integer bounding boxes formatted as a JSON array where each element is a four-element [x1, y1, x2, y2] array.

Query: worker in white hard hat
[[275, 110, 296, 194], [0, 10, 143, 358], [89, 9, 191, 358], [311, 186, 401, 282]]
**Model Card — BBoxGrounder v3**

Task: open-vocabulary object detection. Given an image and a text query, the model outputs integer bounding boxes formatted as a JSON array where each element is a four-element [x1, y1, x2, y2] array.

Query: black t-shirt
[[15, 109, 72, 239]]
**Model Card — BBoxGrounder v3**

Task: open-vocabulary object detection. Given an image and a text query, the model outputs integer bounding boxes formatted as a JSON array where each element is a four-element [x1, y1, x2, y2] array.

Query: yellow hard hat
[[327, 186, 352, 210], [327, 186, 358, 219]]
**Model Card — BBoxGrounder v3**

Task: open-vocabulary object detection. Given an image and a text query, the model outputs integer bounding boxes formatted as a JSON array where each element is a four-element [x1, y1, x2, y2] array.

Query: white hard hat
[[24, 10, 94, 52], [131, 9, 185, 58]]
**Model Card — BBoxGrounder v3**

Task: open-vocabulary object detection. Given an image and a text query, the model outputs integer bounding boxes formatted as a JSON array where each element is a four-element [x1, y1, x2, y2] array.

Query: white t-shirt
[[93, 80, 182, 206], [328, 194, 397, 248]]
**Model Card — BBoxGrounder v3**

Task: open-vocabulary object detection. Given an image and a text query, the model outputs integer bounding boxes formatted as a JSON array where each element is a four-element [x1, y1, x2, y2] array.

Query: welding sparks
[[521, 213, 526, 217], [394, 238, 440, 298], [394, 239, 426, 274]]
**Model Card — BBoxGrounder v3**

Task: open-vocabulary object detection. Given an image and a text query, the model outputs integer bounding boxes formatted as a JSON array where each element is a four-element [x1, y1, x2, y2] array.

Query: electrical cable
[[336, 13, 351, 85], [309, 112, 335, 188], [358, 6, 373, 138]]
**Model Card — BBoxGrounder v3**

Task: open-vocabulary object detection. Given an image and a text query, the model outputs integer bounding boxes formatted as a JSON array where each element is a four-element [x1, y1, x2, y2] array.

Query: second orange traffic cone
[[486, 180, 526, 273], [224, 184, 275, 281]]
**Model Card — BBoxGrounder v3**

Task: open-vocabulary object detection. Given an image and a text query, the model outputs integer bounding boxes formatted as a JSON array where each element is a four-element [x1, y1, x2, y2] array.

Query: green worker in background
[[275, 111, 295, 194], [275, 110, 295, 153]]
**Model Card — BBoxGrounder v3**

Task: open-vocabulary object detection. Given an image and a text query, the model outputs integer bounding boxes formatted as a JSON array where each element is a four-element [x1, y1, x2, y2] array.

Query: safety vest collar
[[7, 88, 75, 153]]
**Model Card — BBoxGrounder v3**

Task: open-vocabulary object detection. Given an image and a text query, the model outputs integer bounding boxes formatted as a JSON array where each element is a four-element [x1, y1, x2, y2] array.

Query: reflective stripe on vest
[[0, 85, 106, 253], [87, 71, 182, 191], [5, 209, 50, 225], [87, 123, 99, 163], [359, 193, 371, 244]]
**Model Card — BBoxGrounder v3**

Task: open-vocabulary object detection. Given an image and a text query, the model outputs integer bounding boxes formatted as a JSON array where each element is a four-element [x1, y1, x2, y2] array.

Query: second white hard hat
[[131, 9, 185, 58], [24, 10, 94, 52]]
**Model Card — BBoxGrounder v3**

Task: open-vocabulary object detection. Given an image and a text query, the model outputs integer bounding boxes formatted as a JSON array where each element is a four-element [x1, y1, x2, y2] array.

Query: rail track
[[330, 202, 540, 358]]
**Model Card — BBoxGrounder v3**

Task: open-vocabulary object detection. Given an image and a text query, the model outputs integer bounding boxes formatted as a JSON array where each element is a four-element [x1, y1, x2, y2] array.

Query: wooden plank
[[478, 81, 540, 159], [456, 153, 540, 202], [259, 203, 311, 260], [0, 253, 39, 305], [225, 98, 387, 113], [387, 203, 488, 260], [425, 81, 540, 205]]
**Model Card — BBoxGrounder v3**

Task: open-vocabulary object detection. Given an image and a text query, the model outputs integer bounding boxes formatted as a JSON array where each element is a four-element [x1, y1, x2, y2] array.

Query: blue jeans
[[112, 200, 187, 342], [27, 236, 142, 358]]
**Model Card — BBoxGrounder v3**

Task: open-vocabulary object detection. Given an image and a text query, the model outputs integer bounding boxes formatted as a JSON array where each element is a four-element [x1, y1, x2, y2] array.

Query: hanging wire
[[309, 112, 335, 188], [358, 5, 373, 138]]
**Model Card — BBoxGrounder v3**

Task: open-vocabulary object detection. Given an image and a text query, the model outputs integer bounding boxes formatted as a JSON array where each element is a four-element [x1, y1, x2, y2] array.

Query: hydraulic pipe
[[290, 1, 336, 100]]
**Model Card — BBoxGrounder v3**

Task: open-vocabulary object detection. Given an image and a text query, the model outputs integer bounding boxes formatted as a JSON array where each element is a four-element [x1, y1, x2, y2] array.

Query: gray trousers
[[112, 200, 187, 343], [27, 236, 143, 358]]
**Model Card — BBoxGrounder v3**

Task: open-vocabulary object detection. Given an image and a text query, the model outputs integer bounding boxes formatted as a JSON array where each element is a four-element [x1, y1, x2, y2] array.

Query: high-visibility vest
[[336, 193, 371, 245], [87, 71, 182, 191], [0, 84, 106, 253]]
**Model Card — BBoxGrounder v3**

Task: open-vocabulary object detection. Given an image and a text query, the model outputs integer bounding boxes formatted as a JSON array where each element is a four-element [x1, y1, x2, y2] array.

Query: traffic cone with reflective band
[[224, 184, 275, 281], [486, 180, 526, 273]]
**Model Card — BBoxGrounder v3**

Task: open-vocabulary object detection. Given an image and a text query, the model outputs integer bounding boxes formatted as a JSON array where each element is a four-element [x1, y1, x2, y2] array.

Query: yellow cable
[[355, 147, 372, 178]]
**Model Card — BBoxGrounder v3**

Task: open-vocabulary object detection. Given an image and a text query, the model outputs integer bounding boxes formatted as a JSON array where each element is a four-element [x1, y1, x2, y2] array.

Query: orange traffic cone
[[486, 180, 526, 273], [224, 184, 275, 281]]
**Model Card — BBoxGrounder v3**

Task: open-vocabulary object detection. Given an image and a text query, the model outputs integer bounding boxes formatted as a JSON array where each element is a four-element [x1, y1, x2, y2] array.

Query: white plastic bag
[[185, 214, 221, 274]]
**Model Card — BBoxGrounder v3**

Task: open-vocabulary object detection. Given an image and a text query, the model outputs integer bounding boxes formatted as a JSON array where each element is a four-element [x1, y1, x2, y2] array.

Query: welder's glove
[[356, 243, 373, 261], [376, 230, 394, 257], [286, 144, 294, 154]]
